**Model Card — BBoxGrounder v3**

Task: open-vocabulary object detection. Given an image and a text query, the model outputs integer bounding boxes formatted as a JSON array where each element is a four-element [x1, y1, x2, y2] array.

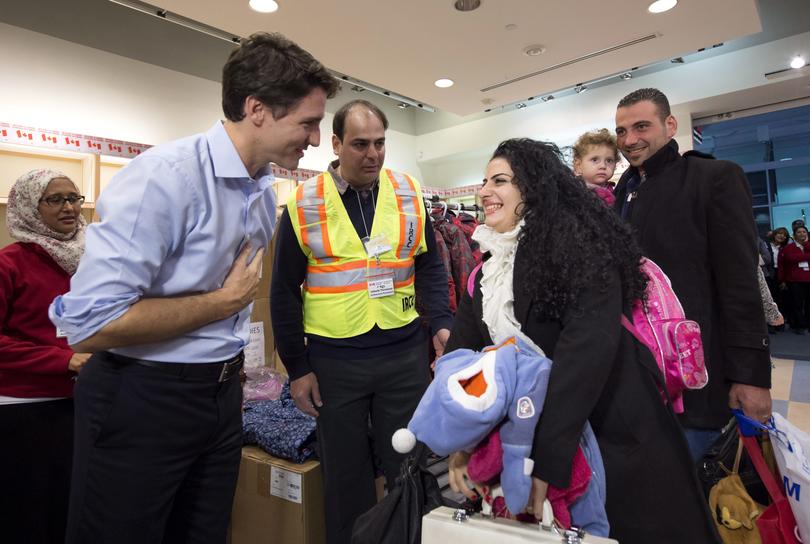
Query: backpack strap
[[467, 261, 483, 298], [621, 313, 675, 407], [620, 314, 644, 343]]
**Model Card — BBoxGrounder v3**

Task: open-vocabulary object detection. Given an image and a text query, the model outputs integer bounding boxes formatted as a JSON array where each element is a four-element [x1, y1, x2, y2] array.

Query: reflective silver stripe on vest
[[387, 171, 421, 259], [306, 264, 415, 289], [299, 179, 336, 263]]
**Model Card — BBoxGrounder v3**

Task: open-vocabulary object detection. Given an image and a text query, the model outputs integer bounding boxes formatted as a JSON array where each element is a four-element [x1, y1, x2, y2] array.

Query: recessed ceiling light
[[454, 0, 481, 12], [249, 0, 278, 13], [791, 55, 806, 69], [648, 0, 677, 13], [434, 78, 454, 88], [397, 102, 409, 109], [523, 44, 546, 56]]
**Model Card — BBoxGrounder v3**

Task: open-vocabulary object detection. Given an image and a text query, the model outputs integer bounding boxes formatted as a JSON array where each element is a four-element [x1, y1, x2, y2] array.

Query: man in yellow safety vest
[[271, 99, 452, 544]]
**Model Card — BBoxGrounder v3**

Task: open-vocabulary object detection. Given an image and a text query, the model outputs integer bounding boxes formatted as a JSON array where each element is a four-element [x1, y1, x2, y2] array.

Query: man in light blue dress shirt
[[49, 33, 338, 544]]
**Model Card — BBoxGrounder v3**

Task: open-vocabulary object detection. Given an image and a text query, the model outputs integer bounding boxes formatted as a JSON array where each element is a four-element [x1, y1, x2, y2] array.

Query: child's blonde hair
[[572, 129, 619, 161]]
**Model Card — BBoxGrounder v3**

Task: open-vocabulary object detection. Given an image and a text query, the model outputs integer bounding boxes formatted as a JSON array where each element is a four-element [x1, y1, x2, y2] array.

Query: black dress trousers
[[66, 351, 243, 544], [0, 398, 74, 544], [309, 341, 430, 544]]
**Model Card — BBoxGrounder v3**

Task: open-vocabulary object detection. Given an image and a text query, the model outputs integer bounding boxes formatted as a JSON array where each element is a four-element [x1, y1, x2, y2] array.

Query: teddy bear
[[708, 472, 763, 544]]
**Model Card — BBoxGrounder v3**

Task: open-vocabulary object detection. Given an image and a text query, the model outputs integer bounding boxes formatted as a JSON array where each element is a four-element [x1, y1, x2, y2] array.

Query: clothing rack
[[424, 199, 481, 213]]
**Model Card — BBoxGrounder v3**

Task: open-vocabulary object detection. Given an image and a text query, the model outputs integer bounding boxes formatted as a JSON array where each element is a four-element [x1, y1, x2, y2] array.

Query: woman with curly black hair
[[445, 139, 719, 543]]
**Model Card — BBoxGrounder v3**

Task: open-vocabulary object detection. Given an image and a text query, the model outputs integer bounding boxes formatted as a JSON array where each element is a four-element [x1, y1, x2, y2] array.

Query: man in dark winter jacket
[[613, 88, 772, 460]]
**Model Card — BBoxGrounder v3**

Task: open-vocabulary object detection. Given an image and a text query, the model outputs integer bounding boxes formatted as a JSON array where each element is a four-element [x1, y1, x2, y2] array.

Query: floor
[[771, 357, 810, 433]]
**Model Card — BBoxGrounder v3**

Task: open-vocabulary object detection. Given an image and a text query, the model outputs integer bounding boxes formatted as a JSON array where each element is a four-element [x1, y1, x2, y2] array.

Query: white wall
[[0, 22, 422, 178]]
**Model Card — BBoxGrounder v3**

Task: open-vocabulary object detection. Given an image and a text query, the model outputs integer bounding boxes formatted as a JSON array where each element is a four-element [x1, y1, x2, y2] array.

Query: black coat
[[613, 140, 771, 429], [446, 253, 719, 543]]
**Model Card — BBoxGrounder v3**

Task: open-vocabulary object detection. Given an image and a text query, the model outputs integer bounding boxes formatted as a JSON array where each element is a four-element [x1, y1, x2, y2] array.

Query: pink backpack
[[467, 258, 708, 414], [620, 258, 708, 413]]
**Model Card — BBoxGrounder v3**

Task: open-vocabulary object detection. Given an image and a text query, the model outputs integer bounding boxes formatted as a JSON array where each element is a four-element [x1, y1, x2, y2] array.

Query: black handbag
[[697, 416, 770, 506], [351, 444, 444, 544]]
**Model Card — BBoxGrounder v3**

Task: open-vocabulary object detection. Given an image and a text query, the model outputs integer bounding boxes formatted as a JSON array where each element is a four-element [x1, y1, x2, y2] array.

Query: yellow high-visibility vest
[[288, 168, 427, 338]]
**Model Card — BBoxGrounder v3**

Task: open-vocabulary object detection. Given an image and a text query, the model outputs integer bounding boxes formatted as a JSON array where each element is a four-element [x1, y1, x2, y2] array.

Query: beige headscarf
[[6, 169, 86, 274]]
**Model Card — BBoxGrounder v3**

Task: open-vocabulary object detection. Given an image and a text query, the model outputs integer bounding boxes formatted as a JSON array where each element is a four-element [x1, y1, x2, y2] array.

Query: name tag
[[56, 327, 67, 338], [367, 273, 395, 299], [363, 233, 392, 258], [800, 261, 809, 270]]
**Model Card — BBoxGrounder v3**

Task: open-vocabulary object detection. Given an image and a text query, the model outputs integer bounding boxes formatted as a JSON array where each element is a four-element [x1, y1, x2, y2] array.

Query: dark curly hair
[[221, 32, 339, 121], [490, 138, 647, 319]]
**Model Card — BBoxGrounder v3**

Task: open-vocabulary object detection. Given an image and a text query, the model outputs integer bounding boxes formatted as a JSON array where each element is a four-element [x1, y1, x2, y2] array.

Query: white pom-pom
[[391, 428, 416, 454]]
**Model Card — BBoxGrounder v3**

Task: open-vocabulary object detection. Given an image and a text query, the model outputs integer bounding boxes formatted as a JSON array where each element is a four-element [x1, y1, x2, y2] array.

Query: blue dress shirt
[[49, 122, 277, 363]]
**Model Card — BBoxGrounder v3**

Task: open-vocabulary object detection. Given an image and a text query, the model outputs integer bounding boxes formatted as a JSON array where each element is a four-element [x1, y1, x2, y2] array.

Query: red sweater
[[778, 242, 810, 284], [0, 242, 74, 398]]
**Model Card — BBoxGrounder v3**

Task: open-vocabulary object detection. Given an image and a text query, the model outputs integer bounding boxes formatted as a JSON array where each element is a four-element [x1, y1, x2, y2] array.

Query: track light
[[620, 72, 633, 80], [791, 56, 806, 69], [541, 95, 554, 102], [515, 103, 527, 109], [574, 84, 588, 94]]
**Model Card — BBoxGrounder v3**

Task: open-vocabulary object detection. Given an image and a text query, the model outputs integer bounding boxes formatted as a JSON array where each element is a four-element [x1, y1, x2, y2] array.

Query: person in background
[[447, 138, 719, 543], [0, 169, 91, 544], [571, 129, 619, 207], [778, 225, 810, 335], [49, 33, 338, 544], [757, 256, 784, 329], [767, 227, 791, 332], [613, 88, 771, 460], [271, 99, 452, 544]]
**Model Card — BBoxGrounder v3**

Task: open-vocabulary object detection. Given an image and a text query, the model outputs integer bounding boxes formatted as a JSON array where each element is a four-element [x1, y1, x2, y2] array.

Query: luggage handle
[[732, 409, 792, 451]]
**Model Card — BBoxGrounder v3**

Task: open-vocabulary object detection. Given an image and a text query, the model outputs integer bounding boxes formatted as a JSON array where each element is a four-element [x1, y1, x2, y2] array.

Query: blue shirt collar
[[206, 121, 273, 184]]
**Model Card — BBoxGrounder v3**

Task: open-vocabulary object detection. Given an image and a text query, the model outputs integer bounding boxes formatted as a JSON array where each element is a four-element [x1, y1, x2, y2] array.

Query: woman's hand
[[529, 477, 549, 520], [68, 353, 92, 373], [448, 451, 478, 499]]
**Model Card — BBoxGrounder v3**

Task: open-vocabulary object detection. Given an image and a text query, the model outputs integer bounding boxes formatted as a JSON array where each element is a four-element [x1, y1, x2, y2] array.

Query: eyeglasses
[[39, 195, 86, 207]]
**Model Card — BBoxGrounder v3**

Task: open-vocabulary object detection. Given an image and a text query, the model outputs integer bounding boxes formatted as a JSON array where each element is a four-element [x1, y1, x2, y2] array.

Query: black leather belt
[[108, 351, 244, 383]]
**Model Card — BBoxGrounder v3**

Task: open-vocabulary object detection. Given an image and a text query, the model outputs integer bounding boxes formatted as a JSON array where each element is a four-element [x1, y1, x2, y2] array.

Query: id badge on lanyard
[[367, 270, 395, 298], [362, 233, 395, 298]]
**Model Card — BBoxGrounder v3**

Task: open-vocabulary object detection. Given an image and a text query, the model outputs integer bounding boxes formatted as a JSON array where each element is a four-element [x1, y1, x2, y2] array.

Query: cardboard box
[[273, 350, 287, 376], [256, 230, 277, 300], [249, 297, 274, 369], [230, 446, 325, 544]]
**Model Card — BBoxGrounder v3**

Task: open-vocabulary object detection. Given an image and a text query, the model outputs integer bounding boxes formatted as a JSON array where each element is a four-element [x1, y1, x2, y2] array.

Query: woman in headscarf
[[0, 169, 91, 544]]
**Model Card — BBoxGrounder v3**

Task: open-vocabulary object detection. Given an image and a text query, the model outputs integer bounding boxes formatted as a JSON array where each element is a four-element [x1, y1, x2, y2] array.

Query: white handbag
[[422, 506, 618, 543]]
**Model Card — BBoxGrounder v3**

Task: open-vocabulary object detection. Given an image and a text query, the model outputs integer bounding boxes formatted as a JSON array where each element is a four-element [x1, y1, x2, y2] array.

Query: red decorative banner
[[269, 165, 321, 182], [422, 184, 480, 198], [0, 122, 151, 158], [0, 122, 480, 192]]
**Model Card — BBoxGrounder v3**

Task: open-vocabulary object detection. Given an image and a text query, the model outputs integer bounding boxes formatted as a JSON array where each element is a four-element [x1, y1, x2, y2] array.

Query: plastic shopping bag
[[769, 413, 810, 543]]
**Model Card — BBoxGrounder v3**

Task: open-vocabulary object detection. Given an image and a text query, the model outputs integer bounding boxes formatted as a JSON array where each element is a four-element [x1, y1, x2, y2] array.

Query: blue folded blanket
[[242, 383, 317, 463]]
